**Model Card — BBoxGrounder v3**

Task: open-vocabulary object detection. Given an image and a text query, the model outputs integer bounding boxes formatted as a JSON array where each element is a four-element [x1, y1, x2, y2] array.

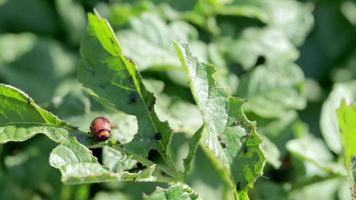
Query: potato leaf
[[320, 81, 356, 153], [174, 42, 265, 194], [144, 183, 201, 200], [78, 12, 179, 177], [337, 100, 356, 198], [50, 137, 157, 184], [228, 27, 298, 70], [0, 84, 89, 144], [118, 12, 197, 71], [237, 62, 305, 118]]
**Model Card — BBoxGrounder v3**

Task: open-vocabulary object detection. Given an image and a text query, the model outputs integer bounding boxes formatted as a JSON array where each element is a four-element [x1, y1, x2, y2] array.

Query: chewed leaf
[[174, 43, 265, 193], [0, 84, 89, 144], [144, 183, 202, 200], [49, 137, 115, 183], [50, 137, 157, 184], [78, 12, 178, 177]]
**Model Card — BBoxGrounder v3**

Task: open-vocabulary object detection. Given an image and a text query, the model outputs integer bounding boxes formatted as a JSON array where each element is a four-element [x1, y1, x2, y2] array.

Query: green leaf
[[50, 137, 157, 184], [320, 81, 356, 153], [337, 100, 356, 198], [78, 12, 179, 177], [174, 42, 265, 193], [227, 27, 298, 70], [144, 183, 201, 200], [237, 63, 305, 118], [0, 84, 88, 144]]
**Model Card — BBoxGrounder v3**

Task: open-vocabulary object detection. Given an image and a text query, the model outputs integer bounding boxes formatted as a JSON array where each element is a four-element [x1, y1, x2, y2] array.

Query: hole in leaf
[[147, 149, 160, 162], [217, 135, 226, 149], [236, 182, 241, 191], [128, 162, 146, 173], [242, 145, 248, 154], [254, 55, 266, 67], [91, 148, 103, 165]]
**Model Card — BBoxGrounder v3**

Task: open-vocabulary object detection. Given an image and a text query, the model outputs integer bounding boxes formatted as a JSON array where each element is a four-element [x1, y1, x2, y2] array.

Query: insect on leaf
[[78, 12, 178, 177]]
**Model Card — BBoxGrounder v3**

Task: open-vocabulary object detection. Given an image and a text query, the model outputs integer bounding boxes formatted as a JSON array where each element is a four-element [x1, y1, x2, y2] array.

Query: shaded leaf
[[228, 27, 298, 70], [216, 0, 314, 45], [237, 63, 305, 118], [287, 134, 344, 175], [0, 34, 77, 103], [55, 0, 86, 44], [174, 42, 265, 193], [0, 33, 36, 64], [341, 1, 356, 26], [118, 12, 198, 71], [261, 136, 281, 169]]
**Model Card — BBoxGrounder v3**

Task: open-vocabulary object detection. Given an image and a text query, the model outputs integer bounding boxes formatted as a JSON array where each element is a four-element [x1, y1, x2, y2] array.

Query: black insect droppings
[[232, 120, 240, 126], [218, 135, 226, 148], [99, 83, 106, 89], [128, 92, 139, 104], [242, 145, 248, 154], [27, 98, 34, 104], [236, 182, 241, 191], [125, 56, 135, 64], [221, 142, 226, 148], [154, 132, 162, 140], [148, 98, 155, 111], [110, 37, 116, 44]]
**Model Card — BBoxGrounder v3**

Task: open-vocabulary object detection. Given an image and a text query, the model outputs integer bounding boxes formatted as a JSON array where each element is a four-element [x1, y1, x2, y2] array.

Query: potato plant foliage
[[0, 0, 355, 199]]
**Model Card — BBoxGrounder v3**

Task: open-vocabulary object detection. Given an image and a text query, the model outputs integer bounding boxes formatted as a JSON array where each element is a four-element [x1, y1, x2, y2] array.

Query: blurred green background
[[0, 0, 355, 199]]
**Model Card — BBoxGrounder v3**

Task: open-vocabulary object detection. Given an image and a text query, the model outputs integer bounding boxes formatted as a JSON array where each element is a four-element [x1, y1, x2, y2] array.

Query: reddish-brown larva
[[90, 117, 111, 141]]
